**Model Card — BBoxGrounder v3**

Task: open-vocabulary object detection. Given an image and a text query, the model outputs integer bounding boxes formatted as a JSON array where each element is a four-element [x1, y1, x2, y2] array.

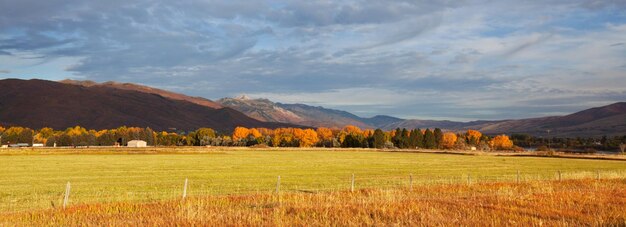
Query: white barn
[[127, 140, 147, 147]]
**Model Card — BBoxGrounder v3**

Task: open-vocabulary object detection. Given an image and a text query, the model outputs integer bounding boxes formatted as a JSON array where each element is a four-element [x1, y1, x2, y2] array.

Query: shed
[[127, 140, 147, 147]]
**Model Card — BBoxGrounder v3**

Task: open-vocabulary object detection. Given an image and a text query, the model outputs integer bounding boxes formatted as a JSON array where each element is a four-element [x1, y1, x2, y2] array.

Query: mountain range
[[0, 79, 292, 132], [0, 78, 624, 137]]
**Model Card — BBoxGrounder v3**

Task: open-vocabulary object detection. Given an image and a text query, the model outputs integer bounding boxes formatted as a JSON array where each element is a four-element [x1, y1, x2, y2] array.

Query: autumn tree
[[316, 127, 334, 147], [339, 125, 365, 147], [466, 130, 482, 146], [490, 135, 514, 150], [272, 128, 296, 147], [34, 127, 54, 145], [232, 127, 250, 141], [441, 132, 457, 149], [1, 127, 33, 144], [296, 129, 319, 147], [193, 128, 216, 146]]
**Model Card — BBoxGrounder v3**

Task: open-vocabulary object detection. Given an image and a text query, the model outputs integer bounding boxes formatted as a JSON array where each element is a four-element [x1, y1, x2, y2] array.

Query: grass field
[[1, 147, 625, 214], [3, 179, 625, 226]]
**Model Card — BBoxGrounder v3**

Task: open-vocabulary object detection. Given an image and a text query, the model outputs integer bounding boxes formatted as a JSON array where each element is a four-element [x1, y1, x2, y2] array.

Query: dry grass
[[2, 179, 625, 226]]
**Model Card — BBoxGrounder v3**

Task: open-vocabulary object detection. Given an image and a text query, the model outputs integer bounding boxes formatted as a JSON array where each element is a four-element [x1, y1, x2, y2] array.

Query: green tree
[[434, 128, 443, 149], [400, 128, 410, 148], [193, 128, 216, 146], [410, 129, 423, 148], [423, 129, 436, 149], [372, 129, 386, 149]]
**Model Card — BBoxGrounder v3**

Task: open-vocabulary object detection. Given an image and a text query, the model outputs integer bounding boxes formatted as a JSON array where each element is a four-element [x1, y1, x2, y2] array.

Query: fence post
[[558, 170, 562, 181], [409, 174, 413, 191], [596, 170, 600, 180], [63, 182, 71, 209], [182, 178, 188, 200], [276, 176, 281, 194], [351, 174, 355, 193], [516, 170, 520, 183], [467, 174, 471, 185]]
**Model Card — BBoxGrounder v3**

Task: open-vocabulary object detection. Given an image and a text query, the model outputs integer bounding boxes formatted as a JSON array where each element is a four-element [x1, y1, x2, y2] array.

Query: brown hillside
[[0, 79, 291, 132], [60, 79, 223, 109]]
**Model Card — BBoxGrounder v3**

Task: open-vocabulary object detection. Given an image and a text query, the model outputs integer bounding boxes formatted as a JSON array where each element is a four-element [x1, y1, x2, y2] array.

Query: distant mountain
[[376, 103, 626, 137], [219, 94, 625, 137], [60, 79, 223, 109], [217, 96, 373, 128], [358, 115, 404, 128], [0, 79, 292, 132], [3, 78, 622, 137], [472, 102, 626, 137]]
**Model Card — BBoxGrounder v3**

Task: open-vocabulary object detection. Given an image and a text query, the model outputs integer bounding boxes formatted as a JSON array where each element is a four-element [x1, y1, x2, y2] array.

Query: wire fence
[[1, 169, 625, 213]]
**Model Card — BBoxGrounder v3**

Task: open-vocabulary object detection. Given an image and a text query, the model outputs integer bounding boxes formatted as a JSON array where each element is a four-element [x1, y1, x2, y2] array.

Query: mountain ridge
[[2, 78, 623, 137], [0, 79, 293, 132]]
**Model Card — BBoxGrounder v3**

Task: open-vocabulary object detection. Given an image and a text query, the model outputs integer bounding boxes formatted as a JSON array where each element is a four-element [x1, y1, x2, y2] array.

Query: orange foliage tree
[[272, 128, 295, 147], [295, 129, 319, 147], [316, 127, 334, 142], [466, 130, 482, 146], [363, 129, 374, 138], [249, 128, 262, 139], [489, 135, 514, 150], [339, 125, 362, 143], [232, 127, 250, 141], [441, 132, 457, 149]]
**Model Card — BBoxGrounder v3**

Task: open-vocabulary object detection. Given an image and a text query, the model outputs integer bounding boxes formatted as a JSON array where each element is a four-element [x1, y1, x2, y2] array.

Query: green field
[[1, 148, 625, 212]]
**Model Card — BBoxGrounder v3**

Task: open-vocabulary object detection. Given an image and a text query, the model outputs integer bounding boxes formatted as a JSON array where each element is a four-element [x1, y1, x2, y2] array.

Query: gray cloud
[[0, 0, 625, 120]]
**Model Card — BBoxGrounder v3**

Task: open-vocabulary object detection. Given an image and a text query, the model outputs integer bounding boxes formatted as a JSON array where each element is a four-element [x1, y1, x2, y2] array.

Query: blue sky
[[1, 0, 625, 121]]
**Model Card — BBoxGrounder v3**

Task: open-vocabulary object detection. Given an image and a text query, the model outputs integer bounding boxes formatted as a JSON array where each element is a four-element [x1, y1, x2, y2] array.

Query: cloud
[[0, 0, 625, 120], [0, 69, 9, 73]]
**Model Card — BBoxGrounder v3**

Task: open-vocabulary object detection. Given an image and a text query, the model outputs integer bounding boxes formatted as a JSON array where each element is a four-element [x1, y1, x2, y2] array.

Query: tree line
[[0, 124, 516, 151]]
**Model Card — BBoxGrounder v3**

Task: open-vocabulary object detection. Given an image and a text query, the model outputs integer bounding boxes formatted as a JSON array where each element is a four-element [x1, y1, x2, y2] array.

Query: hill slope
[[377, 103, 626, 137], [60, 79, 223, 109], [0, 79, 290, 131], [218, 96, 373, 128]]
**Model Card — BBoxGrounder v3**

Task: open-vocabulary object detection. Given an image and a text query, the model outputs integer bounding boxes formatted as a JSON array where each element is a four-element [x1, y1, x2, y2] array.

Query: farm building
[[127, 140, 147, 147]]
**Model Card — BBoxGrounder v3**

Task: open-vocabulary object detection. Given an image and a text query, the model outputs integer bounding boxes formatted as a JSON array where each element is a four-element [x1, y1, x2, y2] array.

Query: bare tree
[[620, 143, 626, 155]]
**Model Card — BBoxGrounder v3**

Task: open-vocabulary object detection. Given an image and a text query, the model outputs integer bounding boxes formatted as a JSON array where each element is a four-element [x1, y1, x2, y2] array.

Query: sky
[[0, 0, 625, 121]]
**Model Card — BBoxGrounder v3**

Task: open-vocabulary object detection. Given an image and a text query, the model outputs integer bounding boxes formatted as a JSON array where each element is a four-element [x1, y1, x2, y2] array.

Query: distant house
[[127, 140, 147, 147]]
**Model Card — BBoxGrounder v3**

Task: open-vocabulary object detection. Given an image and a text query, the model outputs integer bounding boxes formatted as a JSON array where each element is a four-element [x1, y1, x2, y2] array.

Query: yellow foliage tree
[[441, 132, 457, 149], [232, 127, 250, 141], [489, 135, 514, 150], [316, 127, 334, 141], [342, 125, 362, 135], [272, 128, 295, 147], [297, 129, 319, 147], [256, 128, 274, 137], [249, 128, 262, 139], [34, 127, 55, 144], [466, 130, 482, 145]]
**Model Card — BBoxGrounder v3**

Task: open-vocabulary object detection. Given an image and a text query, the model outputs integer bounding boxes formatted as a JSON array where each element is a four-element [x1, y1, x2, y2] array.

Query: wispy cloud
[[0, 0, 625, 120]]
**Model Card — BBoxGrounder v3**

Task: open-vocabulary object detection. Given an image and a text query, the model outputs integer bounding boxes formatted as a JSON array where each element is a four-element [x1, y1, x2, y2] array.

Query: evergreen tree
[[392, 128, 402, 148], [410, 129, 423, 148], [400, 128, 410, 148], [372, 129, 386, 149], [423, 129, 436, 149], [434, 128, 443, 149]]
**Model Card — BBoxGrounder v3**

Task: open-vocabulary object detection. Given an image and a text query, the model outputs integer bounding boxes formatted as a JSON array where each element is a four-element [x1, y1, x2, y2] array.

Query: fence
[[1, 169, 625, 213]]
